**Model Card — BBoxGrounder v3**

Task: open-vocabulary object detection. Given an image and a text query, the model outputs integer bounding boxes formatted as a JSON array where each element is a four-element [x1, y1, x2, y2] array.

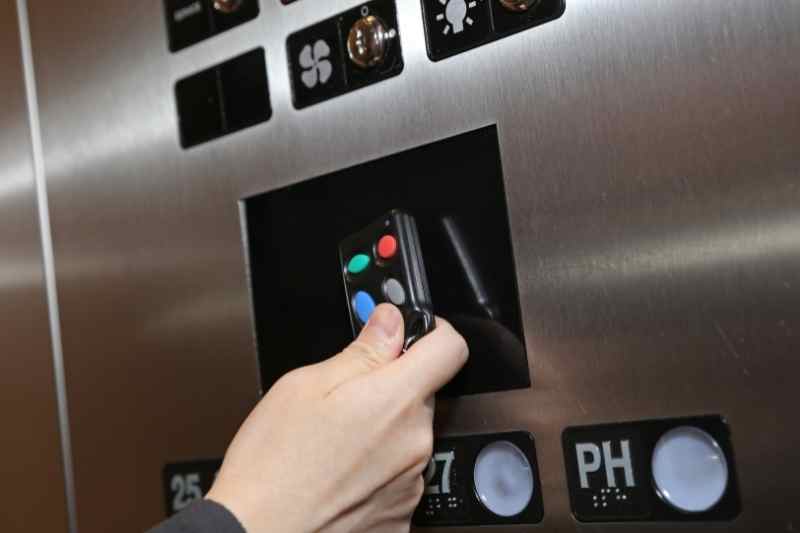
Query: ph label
[[563, 428, 651, 521], [575, 440, 636, 489]]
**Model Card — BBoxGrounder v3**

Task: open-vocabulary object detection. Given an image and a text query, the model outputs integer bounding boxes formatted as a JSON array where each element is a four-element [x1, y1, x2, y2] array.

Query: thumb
[[318, 304, 405, 391], [378, 317, 469, 399]]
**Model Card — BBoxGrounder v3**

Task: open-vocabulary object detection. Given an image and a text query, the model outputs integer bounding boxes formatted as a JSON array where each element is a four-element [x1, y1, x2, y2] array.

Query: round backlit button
[[377, 235, 398, 260], [473, 441, 534, 517], [353, 291, 377, 324], [383, 278, 406, 306], [651, 426, 729, 513], [348, 254, 371, 275]]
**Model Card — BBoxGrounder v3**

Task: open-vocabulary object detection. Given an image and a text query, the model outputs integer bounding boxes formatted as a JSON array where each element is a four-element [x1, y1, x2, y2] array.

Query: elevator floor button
[[377, 235, 398, 259], [474, 440, 535, 517], [348, 254, 371, 274], [383, 278, 406, 305], [353, 291, 377, 324], [651, 427, 729, 513]]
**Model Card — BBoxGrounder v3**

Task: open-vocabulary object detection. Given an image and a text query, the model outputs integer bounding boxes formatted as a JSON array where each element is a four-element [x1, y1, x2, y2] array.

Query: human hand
[[206, 304, 469, 533]]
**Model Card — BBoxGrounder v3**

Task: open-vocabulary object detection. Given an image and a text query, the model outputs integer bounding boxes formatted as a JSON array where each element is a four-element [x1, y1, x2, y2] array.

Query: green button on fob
[[347, 254, 371, 275]]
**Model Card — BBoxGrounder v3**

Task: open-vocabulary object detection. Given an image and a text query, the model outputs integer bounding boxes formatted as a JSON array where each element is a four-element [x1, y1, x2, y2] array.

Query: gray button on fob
[[383, 278, 407, 305]]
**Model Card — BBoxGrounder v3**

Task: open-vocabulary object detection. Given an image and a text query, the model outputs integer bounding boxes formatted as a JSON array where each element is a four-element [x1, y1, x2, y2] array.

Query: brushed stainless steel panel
[[26, 0, 800, 531], [0, 2, 69, 531]]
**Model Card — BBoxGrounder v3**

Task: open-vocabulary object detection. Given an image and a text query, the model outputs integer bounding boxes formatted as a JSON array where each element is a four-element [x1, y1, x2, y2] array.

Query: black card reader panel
[[244, 126, 529, 396]]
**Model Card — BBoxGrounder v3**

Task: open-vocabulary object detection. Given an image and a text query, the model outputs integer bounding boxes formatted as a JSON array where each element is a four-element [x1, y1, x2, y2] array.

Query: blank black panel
[[220, 48, 272, 133], [244, 126, 529, 396], [175, 48, 271, 149], [175, 67, 223, 148]]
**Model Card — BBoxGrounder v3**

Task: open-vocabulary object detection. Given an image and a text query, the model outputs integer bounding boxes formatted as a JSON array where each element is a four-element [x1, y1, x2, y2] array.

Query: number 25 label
[[170, 473, 202, 512]]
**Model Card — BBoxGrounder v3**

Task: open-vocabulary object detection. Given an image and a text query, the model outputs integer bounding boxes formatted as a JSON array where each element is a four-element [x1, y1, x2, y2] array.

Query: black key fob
[[339, 210, 435, 350]]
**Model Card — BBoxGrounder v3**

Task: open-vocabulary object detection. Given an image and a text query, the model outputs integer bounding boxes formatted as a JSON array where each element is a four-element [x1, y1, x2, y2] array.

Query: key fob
[[339, 210, 435, 350]]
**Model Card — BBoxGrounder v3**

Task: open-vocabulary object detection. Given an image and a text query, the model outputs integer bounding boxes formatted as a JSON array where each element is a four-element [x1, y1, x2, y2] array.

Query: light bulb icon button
[[436, 0, 479, 36]]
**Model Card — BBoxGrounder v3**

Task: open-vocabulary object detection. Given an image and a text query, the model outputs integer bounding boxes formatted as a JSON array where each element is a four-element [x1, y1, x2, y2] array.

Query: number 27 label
[[424, 451, 455, 495]]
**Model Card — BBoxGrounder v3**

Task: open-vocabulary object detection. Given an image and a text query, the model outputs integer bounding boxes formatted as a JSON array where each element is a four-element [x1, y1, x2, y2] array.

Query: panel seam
[[15, 1, 78, 532]]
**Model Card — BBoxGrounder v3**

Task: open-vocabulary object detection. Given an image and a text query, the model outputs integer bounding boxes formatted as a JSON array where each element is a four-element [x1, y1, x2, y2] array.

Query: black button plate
[[413, 431, 544, 527], [164, 0, 259, 52], [287, 0, 404, 109], [563, 415, 742, 523], [421, 0, 565, 61]]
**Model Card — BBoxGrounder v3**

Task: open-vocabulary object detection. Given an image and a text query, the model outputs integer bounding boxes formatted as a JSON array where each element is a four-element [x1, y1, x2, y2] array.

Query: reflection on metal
[[441, 216, 500, 320], [15, 1, 77, 532], [542, 213, 800, 287]]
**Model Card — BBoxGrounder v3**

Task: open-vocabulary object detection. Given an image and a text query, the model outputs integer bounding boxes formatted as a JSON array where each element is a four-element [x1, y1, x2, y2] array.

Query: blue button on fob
[[339, 210, 435, 350], [353, 291, 377, 324]]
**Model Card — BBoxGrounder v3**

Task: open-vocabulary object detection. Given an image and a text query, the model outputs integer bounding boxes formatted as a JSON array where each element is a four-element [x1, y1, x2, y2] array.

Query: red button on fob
[[377, 235, 398, 259]]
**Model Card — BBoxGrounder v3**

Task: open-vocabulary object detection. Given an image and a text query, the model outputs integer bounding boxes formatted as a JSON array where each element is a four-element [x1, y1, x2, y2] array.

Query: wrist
[[206, 485, 305, 533]]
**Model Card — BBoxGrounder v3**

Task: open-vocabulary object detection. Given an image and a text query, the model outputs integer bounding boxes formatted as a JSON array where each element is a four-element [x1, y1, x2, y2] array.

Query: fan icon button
[[299, 39, 333, 89]]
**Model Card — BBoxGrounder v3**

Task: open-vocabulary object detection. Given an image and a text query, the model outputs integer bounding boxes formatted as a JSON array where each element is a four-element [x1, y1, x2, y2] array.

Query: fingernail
[[367, 305, 402, 340]]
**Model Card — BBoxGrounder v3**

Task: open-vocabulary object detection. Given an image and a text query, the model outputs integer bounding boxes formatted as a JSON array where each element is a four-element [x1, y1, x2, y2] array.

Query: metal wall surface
[[26, 0, 799, 531], [0, 2, 69, 532]]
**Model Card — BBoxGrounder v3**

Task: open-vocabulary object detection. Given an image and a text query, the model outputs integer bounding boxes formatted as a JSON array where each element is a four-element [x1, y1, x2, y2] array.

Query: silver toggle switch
[[347, 15, 392, 69], [498, 0, 539, 13]]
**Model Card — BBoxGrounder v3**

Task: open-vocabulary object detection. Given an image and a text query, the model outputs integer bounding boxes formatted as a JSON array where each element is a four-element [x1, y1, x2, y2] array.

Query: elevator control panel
[[562, 416, 741, 523], [421, 0, 565, 61], [287, 0, 403, 109], [339, 210, 435, 349], [164, 0, 259, 52], [413, 432, 544, 526], [174, 48, 272, 148]]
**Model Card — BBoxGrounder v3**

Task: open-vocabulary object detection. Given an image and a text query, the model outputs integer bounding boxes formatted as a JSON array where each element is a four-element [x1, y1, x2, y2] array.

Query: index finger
[[379, 318, 469, 398]]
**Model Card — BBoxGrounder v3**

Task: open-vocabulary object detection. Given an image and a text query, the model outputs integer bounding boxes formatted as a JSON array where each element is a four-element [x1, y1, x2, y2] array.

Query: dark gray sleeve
[[146, 500, 245, 533]]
